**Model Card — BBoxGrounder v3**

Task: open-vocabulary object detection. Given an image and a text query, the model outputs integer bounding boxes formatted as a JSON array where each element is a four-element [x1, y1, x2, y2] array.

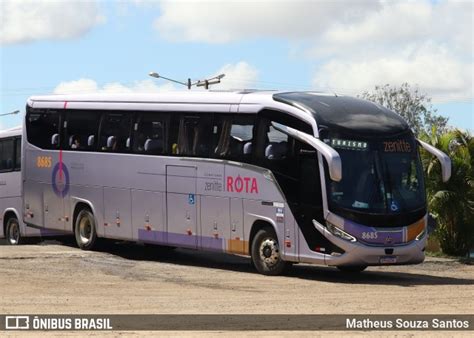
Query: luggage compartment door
[[166, 165, 197, 249]]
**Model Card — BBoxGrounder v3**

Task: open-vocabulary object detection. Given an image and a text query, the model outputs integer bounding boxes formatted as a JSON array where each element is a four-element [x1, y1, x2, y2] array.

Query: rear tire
[[251, 227, 288, 276], [6, 217, 22, 245], [337, 265, 367, 273], [74, 209, 97, 250]]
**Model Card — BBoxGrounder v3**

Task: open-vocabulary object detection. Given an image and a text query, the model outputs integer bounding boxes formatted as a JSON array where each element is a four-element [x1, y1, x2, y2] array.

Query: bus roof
[[27, 90, 409, 136], [0, 125, 21, 138], [27, 90, 275, 105], [273, 92, 410, 136]]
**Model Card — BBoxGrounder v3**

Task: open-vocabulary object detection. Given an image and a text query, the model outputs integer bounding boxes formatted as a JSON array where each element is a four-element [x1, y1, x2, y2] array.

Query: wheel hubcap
[[8, 222, 20, 245], [259, 238, 280, 267], [78, 217, 92, 244]]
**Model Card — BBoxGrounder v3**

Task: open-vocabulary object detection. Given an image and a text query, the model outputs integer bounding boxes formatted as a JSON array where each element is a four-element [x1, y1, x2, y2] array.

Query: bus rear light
[[284, 240, 291, 248], [314, 247, 325, 252], [145, 224, 152, 231], [213, 232, 219, 239], [186, 229, 193, 235]]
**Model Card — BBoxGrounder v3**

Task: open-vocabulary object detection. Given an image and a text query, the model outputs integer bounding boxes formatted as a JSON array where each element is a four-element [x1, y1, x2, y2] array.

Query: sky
[[0, 0, 473, 131]]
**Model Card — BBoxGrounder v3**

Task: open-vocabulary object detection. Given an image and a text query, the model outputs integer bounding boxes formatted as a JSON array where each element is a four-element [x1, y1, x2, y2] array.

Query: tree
[[420, 128, 474, 256], [360, 83, 449, 136]]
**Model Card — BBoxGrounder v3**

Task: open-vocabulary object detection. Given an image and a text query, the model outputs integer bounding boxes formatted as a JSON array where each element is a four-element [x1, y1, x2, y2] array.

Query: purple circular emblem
[[51, 162, 70, 198]]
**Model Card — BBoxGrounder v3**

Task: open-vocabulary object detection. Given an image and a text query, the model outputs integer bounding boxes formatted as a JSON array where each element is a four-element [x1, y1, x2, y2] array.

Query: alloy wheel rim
[[8, 221, 20, 245], [259, 238, 280, 267]]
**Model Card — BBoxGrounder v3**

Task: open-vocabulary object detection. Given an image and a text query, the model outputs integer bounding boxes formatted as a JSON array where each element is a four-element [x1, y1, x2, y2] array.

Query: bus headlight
[[326, 222, 357, 242], [415, 228, 426, 241]]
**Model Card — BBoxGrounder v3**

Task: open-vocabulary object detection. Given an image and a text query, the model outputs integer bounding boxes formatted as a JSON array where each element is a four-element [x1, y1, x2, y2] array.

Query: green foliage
[[360, 83, 449, 136], [420, 128, 474, 256]]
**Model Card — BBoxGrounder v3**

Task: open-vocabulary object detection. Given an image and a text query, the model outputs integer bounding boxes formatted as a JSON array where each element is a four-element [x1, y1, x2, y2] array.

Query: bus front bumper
[[313, 221, 426, 267]]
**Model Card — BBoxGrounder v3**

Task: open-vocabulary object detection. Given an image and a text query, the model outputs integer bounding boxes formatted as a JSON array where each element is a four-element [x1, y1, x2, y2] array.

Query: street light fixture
[[149, 72, 192, 89], [0, 110, 20, 117], [148, 72, 225, 90]]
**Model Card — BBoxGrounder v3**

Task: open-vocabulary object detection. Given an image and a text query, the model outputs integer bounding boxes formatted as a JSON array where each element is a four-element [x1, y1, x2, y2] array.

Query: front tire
[[6, 217, 22, 245], [74, 209, 97, 250], [251, 227, 288, 276]]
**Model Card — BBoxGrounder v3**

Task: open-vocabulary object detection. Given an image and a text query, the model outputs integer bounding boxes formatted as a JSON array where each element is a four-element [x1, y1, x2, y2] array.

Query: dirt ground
[[0, 239, 473, 336]]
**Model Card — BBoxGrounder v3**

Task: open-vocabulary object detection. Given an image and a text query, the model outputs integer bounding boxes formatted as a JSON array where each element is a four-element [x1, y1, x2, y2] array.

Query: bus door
[[166, 165, 197, 249]]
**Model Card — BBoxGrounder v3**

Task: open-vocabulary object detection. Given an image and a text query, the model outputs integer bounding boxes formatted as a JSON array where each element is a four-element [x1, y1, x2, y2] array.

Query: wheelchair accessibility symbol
[[188, 194, 195, 205], [390, 201, 399, 212]]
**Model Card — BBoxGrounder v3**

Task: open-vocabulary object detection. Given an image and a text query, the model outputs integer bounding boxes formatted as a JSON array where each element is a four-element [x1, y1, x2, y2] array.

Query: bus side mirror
[[51, 133, 59, 146], [271, 122, 342, 182], [417, 139, 451, 182]]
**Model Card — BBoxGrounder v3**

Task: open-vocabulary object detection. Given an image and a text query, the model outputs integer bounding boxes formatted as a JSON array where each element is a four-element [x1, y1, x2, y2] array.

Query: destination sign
[[383, 139, 412, 153], [330, 139, 368, 150], [328, 138, 414, 153]]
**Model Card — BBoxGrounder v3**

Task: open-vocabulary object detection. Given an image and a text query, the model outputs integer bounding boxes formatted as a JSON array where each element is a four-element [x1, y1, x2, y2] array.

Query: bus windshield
[[326, 136, 425, 214]]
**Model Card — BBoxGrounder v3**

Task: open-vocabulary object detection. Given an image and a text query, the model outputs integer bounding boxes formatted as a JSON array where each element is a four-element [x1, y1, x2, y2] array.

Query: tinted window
[[0, 139, 14, 171], [256, 112, 313, 202], [99, 112, 133, 152], [65, 110, 101, 151], [15, 137, 21, 170], [212, 114, 255, 162], [133, 113, 167, 155], [173, 114, 213, 157], [26, 110, 61, 149]]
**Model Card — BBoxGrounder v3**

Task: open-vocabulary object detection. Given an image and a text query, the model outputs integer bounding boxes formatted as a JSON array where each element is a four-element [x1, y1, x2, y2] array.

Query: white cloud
[[311, 1, 473, 102], [53, 61, 259, 94], [153, 0, 380, 43], [149, 0, 472, 101], [0, 0, 105, 44], [211, 62, 259, 89], [313, 44, 473, 102], [53, 78, 176, 94]]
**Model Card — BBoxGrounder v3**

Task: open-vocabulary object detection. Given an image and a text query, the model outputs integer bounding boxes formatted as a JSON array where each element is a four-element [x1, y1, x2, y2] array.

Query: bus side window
[[175, 114, 212, 157], [99, 112, 133, 153], [64, 110, 100, 151], [0, 139, 14, 172], [26, 110, 60, 150], [212, 114, 256, 163], [133, 113, 167, 155], [264, 125, 289, 161]]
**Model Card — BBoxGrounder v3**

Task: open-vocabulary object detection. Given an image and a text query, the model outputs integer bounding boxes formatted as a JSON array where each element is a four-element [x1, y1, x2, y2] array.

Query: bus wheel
[[6, 217, 22, 245], [74, 209, 97, 250], [251, 227, 288, 276], [337, 265, 367, 273]]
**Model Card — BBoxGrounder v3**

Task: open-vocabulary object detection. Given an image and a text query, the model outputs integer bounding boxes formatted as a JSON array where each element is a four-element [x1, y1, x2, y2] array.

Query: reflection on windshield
[[327, 138, 425, 214]]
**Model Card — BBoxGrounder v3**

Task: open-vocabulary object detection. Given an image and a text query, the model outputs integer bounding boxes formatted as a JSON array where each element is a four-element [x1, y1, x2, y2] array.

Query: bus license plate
[[379, 256, 397, 264]]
